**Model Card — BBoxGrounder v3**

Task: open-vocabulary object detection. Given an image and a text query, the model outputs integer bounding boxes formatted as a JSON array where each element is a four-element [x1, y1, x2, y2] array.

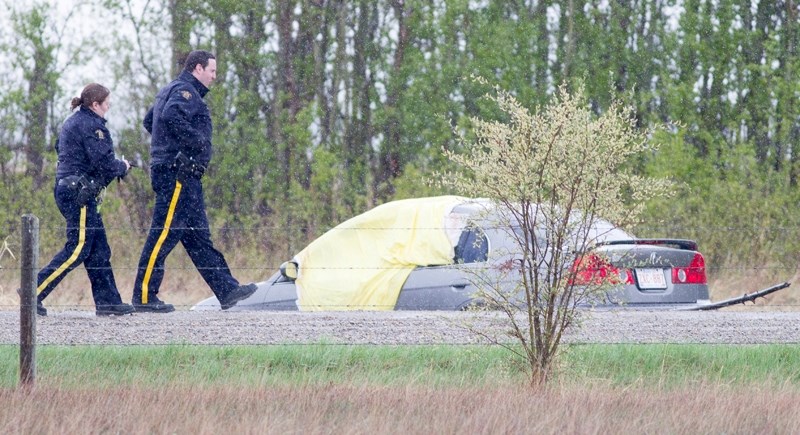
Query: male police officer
[[132, 50, 257, 312]]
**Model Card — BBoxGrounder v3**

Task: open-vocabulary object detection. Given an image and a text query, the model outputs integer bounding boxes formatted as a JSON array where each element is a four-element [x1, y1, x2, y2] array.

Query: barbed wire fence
[[5, 215, 800, 358], [1, 220, 798, 312]]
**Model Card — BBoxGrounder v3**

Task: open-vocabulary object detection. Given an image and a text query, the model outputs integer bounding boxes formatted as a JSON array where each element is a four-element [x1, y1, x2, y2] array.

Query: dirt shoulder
[[2, 309, 800, 345]]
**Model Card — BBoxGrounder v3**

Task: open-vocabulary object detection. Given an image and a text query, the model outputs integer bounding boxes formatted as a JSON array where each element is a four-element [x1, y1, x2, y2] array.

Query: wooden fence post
[[19, 214, 38, 387]]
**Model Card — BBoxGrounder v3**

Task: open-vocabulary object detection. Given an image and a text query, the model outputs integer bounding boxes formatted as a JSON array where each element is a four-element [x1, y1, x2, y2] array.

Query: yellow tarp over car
[[295, 196, 467, 311]]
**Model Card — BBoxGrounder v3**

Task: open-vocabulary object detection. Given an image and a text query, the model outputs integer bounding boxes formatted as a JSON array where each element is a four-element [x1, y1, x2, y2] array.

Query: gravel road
[[2, 309, 800, 345]]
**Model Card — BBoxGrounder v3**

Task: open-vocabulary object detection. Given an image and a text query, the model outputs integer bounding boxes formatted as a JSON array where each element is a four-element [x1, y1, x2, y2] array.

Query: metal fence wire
[[1, 222, 797, 310]]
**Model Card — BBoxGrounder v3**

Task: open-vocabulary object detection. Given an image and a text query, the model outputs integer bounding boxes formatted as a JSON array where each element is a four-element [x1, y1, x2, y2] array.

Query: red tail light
[[569, 253, 634, 286], [671, 253, 706, 284]]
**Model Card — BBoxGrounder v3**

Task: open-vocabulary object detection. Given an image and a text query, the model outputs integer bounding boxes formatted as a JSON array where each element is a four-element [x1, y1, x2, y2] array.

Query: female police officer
[[35, 83, 135, 316]]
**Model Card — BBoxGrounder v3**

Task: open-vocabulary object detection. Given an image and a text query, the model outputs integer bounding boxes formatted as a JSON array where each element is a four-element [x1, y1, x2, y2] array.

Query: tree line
[[1, 0, 799, 274]]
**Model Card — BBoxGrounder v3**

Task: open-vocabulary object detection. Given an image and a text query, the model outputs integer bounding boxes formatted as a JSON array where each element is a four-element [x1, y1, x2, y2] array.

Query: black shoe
[[97, 303, 136, 316], [220, 283, 258, 310], [17, 288, 46, 316], [132, 294, 175, 313]]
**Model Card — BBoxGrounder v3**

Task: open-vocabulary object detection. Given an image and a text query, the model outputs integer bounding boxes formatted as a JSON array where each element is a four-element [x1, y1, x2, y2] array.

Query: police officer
[[36, 83, 136, 316], [131, 50, 257, 312]]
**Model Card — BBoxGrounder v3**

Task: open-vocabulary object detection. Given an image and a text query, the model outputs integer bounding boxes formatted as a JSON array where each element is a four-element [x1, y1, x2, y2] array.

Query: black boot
[[219, 283, 258, 310], [97, 303, 136, 316], [17, 288, 46, 316], [132, 293, 175, 313]]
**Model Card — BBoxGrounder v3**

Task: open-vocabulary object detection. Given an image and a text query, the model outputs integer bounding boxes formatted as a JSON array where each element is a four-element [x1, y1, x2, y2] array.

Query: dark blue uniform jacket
[[56, 106, 127, 187], [144, 71, 213, 169]]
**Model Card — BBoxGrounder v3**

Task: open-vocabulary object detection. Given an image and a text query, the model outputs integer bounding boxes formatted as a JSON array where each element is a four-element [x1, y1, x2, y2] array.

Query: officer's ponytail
[[69, 97, 83, 110], [70, 83, 110, 111]]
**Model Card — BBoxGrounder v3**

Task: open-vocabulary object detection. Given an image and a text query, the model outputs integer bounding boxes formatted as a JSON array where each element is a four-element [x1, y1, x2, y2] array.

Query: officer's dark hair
[[70, 83, 110, 111], [183, 50, 216, 73]]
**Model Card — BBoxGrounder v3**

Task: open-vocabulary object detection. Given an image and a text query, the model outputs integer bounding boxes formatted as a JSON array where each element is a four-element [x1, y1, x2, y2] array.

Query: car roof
[[447, 199, 633, 246]]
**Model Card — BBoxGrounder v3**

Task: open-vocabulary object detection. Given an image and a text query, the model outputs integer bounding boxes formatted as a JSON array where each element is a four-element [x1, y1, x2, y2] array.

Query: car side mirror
[[279, 261, 299, 280]]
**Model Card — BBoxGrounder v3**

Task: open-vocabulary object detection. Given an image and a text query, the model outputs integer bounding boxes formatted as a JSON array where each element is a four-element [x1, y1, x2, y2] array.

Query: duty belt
[[58, 175, 87, 188], [57, 175, 102, 205]]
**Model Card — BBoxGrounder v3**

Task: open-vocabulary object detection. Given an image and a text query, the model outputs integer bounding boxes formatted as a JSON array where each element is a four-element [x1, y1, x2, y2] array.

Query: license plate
[[636, 268, 667, 289]]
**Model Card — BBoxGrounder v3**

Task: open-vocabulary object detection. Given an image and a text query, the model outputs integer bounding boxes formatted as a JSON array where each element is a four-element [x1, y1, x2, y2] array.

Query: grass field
[[2, 344, 800, 433]]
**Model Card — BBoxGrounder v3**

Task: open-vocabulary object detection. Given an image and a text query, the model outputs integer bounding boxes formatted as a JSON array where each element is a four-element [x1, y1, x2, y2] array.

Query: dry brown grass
[[0, 234, 268, 311], [1, 383, 797, 434], [710, 268, 799, 311]]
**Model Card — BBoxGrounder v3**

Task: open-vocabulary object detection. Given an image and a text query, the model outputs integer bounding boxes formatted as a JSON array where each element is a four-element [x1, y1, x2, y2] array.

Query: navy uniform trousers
[[37, 184, 124, 306], [132, 165, 239, 304]]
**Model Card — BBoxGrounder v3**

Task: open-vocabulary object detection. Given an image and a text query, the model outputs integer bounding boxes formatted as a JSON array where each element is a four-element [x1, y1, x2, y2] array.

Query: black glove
[[173, 152, 206, 183], [120, 162, 137, 181], [117, 155, 138, 182]]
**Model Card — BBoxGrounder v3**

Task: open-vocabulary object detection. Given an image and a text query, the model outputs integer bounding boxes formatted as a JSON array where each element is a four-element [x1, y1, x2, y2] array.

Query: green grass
[[3, 344, 800, 389], [563, 344, 800, 386], [0, 344, 518, 388]]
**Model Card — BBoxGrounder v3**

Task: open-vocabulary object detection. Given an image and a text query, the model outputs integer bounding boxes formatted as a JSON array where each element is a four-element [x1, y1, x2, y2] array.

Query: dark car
[[194, 197, 787, 311]]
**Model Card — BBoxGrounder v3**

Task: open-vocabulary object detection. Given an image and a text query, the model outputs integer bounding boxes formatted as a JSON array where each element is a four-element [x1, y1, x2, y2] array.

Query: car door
[[395, 224, 490, 310], [395, 264, 479, 310]]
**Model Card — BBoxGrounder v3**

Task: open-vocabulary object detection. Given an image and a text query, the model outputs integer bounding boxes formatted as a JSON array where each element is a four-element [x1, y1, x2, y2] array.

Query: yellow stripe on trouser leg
[[141, 181, 182, 304], [37, 206, 87, 294]]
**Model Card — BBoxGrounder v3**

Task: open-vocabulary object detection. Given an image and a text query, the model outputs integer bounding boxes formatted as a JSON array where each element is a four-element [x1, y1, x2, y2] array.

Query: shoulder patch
[[181, 90, 192, 100], [95, 129, 105, 140]]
